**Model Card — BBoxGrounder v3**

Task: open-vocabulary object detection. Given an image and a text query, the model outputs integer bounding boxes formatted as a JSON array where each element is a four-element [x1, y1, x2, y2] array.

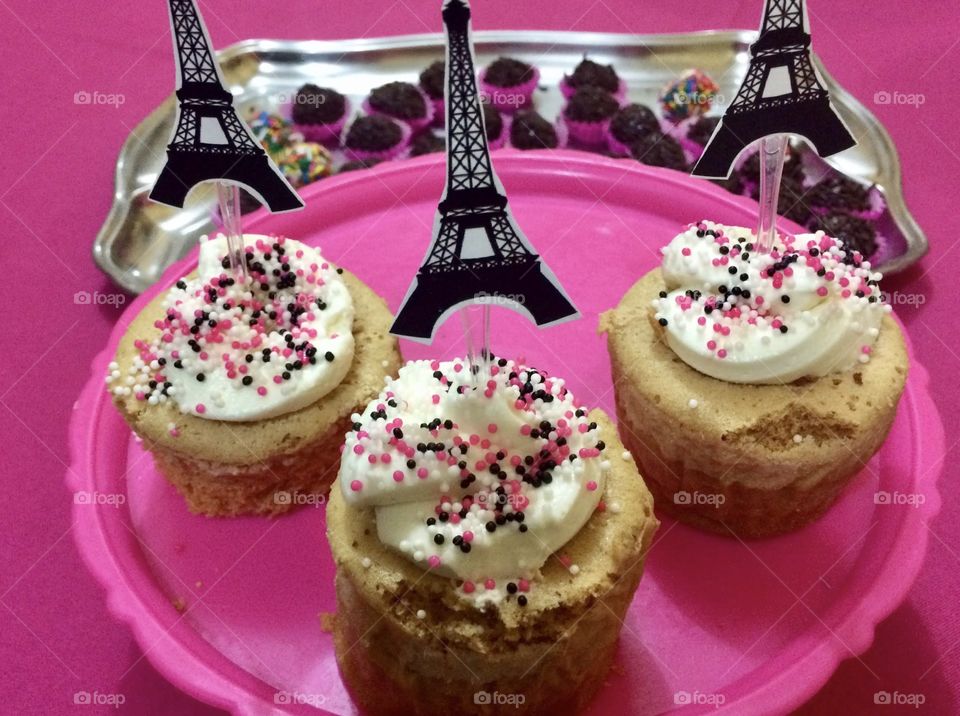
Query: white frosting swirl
[[339, 358, 608, 594], [109, 234, 354, 420], [653, 221, 890, 384]]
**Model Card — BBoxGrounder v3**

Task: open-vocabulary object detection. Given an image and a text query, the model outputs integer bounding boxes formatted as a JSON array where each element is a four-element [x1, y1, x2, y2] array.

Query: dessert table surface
[[0, 1, 956, 714]]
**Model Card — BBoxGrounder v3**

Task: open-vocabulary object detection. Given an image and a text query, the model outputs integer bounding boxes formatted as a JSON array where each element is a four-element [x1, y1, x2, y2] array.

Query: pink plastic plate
[[69, 151, 943, 715]]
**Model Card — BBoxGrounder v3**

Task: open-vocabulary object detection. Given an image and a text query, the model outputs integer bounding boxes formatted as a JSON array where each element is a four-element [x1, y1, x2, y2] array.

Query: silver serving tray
[[96, 30, 927, 294]]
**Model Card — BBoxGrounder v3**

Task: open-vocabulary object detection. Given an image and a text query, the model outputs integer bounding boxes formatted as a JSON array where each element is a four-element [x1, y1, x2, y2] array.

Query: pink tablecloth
[[1, 1, 956, 713]]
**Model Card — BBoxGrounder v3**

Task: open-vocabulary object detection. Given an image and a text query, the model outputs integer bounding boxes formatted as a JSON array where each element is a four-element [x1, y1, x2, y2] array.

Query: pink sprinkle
[[417, 467, 428, 479], [195, 404, 206, 414], [393, 470, 404, 482], [484, 578, 496, 590], [817, 286, 829, 297], [682, 247, 691, 256], [586, 480, 598, 491], [862, 345, 872, 354], [353, 444, 364, 455], [487, 423, 498, 434], [428, 555, 441, 568], [463, 581, 475, 594], [257, 386, 267, 396], [432, 394, 440, 404], [350, 480, 363, 492], [518, 578, 530, 592], [367, 454, 377, 464], [463, 531, 474, 543], [717, 349, 728, 359]]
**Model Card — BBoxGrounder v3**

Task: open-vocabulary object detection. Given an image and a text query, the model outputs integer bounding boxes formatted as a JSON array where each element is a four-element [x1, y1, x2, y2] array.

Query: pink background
[[0, 1, 956, 714]]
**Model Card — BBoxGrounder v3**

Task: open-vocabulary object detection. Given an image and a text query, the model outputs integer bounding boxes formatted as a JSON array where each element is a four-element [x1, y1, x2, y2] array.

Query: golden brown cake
[[600, 222, 908, 538], [107, 234, 401, 517], [327, 359, 658, 714]]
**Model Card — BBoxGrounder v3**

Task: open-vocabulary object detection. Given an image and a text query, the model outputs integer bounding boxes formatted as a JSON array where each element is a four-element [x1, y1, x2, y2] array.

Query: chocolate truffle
[[564, 86, 620, 122], [344, 115, 404, 152], [484, 57, 535, 87], [609, 104, 661, 145], [368, 81, 427, 121], [567, 57, 619, 93], [630, 133, 688, 171], [419, 60, 445, 100], [510, 109, 558, 149], [291, 84, 347, 126]]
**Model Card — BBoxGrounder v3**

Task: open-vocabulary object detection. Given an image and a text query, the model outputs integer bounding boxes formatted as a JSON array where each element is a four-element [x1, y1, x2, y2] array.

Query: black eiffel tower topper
[[149, 0, 303, 212], [692, 0, 856, 179], [391, 0, 578, 342]]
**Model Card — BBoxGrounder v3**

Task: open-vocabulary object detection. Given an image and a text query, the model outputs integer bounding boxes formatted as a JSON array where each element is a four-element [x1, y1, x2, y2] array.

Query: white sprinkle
[[416, 609, 426, 619], [793, 434, 803, 444], [381, 360, 389, 368], [361, 557, 372, 569], [608, 501, 622, 514], [621, 450, 632, 461], [688, 398, 699, 409], [569, 564, 580, 575], [858, 354, 870, 364]]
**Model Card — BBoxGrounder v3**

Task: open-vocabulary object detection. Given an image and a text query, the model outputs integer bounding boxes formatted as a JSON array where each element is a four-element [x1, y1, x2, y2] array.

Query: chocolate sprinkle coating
[[567, 58, 619, 93], [410, 131, 446, 157], [807, 174, 871, 212], [564, 86, 620, 122], [368, 81, 427, 120], [419, 60, 445, 100], [809, 211, 878, 258], [609, 103, 660, 145], [344, 115, 404, 152], [291, 84, 346, 125], [630, 132, 688, 171], [510, 110, 558, 150], [484, 57, 535, 87]]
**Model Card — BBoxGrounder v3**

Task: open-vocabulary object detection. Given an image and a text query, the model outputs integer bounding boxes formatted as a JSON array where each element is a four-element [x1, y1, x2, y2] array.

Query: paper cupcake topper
[[691, 0, 856, 179], [149, 0, 303, 212], [390, 0, 578, 342]]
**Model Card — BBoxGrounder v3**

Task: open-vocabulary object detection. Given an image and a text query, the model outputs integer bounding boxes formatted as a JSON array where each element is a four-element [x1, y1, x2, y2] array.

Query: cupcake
[[630, 132, 688, 171], [328, 357, 659, 714], [483, 102, 506, 150], [105, 234, 402, 516], [509, 109, 560, 150], [419, 60, 445, 127], [562, 86, 621, 148], [479, 57, 539, 112], [606, 103, 661, 157], [342, 115, 411, 163], [601, 222, 908, 537], [290, 84, 349, 144], [560, 57, 626, 101], [364, 81, 434, 134]]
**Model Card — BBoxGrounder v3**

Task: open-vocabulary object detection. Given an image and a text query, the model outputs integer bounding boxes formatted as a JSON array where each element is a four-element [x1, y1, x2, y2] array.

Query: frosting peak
[[107, 234, 354, 420], [654, 221, 890, 384], [339, 358, 608, 599]]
